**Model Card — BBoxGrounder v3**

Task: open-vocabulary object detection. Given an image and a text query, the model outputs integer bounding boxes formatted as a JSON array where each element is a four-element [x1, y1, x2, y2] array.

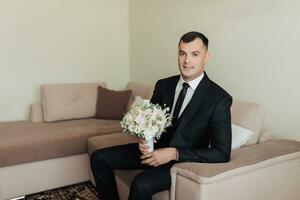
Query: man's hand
[[138, 138, 157, 154], [140, 148, 177, 167]]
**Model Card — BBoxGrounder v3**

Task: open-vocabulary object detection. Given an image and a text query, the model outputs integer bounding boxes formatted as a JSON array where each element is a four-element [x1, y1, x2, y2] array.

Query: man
[[90, 31, 232, 200]]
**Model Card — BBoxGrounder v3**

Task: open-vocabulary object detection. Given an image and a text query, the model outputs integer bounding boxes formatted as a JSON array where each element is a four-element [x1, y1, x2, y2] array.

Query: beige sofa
[[0, 82, 154, 200], [1, 81, 300, 200], [87, 101, 300, 200]]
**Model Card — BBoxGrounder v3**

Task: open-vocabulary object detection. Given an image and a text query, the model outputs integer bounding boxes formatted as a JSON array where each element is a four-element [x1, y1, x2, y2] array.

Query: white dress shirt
[[170, 73, 204, 118]]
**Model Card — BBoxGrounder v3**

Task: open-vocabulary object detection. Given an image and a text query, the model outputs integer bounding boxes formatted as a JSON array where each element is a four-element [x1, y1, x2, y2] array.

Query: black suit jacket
[[151, 72, 232, 163]]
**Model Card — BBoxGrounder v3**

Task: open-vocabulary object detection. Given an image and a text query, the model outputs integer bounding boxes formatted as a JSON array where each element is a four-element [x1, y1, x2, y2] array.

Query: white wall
[[1, 0, 299, 141], [0, 0, 130, 121], [129, 0, 300, 140]]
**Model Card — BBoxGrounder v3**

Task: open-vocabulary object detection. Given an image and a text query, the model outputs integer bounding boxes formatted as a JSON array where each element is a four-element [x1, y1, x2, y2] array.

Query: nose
[[184, 54, 191, 64]]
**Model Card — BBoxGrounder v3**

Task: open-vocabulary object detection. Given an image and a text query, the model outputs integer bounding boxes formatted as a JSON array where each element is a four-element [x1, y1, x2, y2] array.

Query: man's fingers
[[141, 157, 151, 164], [139, 142, 149, 148], [141, 157, 158, 166], [140, 143, 149, 149], [140, 152, 160, 166], [139, 146, 149, 153], [139, 144, 149, 152], [140, 146, 149, 154], [142, 150, 148, 154], [140, 152, 152, 160], [138, 138, 147, 144], [142, 159, 159, 167], [151, 162, 159, 167]]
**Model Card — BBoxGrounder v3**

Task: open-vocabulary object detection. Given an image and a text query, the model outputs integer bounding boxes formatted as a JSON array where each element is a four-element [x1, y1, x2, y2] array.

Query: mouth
[[183, 65, 193, 70]]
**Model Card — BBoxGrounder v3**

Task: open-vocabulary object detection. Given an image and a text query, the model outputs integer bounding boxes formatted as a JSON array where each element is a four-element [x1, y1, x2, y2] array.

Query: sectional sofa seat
[[0, 119, 121, 168], [0, 82, 154, 200]]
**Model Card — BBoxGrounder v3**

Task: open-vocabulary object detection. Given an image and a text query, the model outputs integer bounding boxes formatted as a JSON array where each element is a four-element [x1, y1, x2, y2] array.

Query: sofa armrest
[[29, 101, 43, 122], [169, 140, 300, 200], [88, 132, 138, 155]]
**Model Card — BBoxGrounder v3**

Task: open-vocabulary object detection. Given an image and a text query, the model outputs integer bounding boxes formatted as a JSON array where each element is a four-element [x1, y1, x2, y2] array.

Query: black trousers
[[90, 143, 174, 200]]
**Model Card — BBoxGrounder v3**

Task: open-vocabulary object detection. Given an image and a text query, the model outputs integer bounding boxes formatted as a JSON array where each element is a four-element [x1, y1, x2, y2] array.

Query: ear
[[204, 51, 209, 64]]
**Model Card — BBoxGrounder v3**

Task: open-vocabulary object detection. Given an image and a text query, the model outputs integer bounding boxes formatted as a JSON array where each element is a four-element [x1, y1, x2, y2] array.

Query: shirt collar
[[179, 72, 204, 90]]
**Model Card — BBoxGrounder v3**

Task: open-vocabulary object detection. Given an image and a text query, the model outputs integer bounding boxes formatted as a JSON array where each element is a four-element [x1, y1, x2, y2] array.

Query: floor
[[9, 181, 99, 200]]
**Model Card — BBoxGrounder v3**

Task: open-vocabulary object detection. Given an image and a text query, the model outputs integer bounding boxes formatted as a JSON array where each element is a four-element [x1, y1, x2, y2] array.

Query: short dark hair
[[179, 31, 209, 49]]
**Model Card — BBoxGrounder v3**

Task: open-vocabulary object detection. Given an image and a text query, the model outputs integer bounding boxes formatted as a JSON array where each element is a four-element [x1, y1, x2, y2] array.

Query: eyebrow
[[178, 50, 201, 54]]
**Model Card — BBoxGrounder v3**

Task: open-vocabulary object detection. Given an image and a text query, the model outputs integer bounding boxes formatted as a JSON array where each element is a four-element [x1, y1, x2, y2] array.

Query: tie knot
[[182, 82, 189, 90]]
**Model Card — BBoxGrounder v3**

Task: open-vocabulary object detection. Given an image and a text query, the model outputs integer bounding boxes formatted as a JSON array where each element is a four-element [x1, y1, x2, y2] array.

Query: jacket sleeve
[[150, 80, 162, 105], [176, 96, 232, 163]]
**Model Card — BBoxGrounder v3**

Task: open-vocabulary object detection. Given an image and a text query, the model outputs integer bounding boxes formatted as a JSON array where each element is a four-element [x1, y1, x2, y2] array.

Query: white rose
[[150, 126, 159, 134], [142, 100, 150, 107]]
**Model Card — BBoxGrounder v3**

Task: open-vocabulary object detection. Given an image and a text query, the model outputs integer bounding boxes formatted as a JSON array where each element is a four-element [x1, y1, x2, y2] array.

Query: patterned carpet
[[25, 181, 99, 200]]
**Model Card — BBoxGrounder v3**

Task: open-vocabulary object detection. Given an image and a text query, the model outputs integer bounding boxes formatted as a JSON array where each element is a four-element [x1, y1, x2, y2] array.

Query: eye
[[179, 52, 185, 56], [192, 53, 199, 57]]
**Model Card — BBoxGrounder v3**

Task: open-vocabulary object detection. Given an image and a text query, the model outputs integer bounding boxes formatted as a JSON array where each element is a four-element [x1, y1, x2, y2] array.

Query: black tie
[[172, 82, 189, 124], [158, 82, 190, 147]]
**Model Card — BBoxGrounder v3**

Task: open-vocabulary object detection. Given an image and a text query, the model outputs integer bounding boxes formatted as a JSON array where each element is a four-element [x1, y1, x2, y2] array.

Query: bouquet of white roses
[[120, 98, 172, 152]]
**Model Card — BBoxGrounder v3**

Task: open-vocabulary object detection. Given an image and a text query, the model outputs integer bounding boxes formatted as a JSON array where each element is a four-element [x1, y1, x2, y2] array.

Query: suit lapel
[[171, 72, 211, 139], [163, 76, 180, 112]]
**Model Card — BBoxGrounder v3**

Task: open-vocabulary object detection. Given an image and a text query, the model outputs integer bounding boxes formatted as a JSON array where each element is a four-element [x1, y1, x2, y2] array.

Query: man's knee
[[130, 173, 152, 196], [90, 149, 110, 169]]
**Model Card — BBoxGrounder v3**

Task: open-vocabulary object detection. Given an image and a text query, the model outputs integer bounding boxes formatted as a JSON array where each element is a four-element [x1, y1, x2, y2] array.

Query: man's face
[[178, 38, 209, 82]]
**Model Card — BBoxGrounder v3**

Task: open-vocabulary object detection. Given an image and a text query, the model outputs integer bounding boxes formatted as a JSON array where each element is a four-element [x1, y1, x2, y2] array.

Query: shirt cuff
[[175, 148, 179, 161]]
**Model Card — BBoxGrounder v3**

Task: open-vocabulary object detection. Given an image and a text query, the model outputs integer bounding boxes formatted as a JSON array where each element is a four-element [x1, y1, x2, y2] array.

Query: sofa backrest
[[41, 82, 106, 122], [29, 82, 266, 146], [231, 100, 266, 146], [29, 81, 154, 122]]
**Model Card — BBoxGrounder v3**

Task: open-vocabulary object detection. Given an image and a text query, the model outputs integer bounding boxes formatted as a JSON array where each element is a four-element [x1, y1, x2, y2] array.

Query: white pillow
[[231, 124, 254, 149], [129, 96, 145, 108]]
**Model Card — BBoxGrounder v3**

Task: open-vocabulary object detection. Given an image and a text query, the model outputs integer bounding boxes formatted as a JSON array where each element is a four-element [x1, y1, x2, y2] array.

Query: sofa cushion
[[125, 82, 154, 110], [42, 83, 106, 122], [29, 101, 43, 122], [88, 132, 137, 155], [231, 100, 266, 146], [95, 86, 132, 120], [0, 119, 122, 168]]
